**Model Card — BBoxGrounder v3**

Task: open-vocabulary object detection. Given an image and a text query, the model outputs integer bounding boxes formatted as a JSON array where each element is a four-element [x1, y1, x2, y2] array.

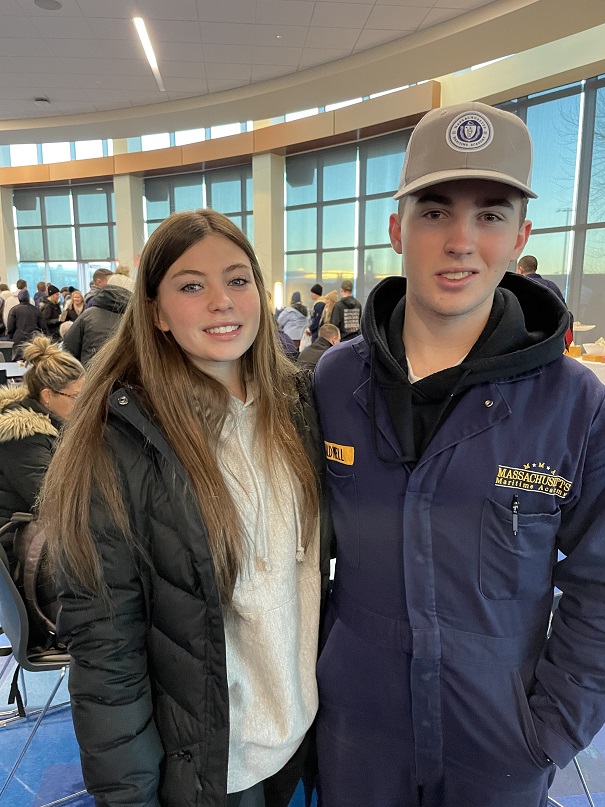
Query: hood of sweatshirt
[[340, 296, 360, 309], [92, 284, 132, 314], [360, 272, 569, 464]]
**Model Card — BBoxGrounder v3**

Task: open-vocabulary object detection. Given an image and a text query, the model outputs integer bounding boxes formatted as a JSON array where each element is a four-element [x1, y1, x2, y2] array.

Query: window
[[285, 132, 408, 305], [144, 166, 253, 242], [13, 184, 116, 288]]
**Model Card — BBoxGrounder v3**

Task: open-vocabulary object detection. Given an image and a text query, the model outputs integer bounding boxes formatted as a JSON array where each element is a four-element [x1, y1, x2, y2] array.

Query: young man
[[330, 279, 362, 341], [308, 283, 326, 342], [313, 102, 605, 807]]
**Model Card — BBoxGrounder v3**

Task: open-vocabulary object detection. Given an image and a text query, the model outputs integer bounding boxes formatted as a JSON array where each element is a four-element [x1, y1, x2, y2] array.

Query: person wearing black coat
[[39, 284, 62, 342], [297, 323, 340, 371], [40, 209, 332, 807], [7, 290, 41, 359], [63, 282, 132, 366], [0, 336, 84, 527]]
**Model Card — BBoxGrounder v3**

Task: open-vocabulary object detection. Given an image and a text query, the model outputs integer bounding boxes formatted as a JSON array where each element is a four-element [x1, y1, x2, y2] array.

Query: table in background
[[572, 356, 605, 384], [0, 362, 27, 379]]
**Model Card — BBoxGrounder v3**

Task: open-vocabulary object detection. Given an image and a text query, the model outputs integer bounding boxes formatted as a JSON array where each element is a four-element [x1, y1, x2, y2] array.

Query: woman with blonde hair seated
[[0, 336, 84, 527], [39, 209, 331, 807]]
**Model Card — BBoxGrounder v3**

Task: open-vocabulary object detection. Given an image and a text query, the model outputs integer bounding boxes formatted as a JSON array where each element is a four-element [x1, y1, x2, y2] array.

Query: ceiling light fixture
[[133, 17, 165, 92], [34, 0, 63, 9], [34, 97, 51, 107]]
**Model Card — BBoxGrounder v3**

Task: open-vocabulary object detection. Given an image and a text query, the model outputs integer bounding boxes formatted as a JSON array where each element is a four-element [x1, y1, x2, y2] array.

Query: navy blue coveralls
[[313, 283, 605, 807]]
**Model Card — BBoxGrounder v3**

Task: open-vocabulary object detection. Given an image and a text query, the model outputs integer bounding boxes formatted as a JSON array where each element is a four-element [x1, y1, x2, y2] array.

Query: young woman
[[40, 209, 330, 807], [61, 289, 85, 322]]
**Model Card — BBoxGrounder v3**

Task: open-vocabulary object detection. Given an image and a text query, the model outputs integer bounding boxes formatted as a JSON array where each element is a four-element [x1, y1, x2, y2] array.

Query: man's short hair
[[36, 281, 47, 292], [518, 255, 538, 274], [93, 268, 112, 283], [319, 323, 340, 342], [341, 279, 353, 293], [16, 279, 27, 290]]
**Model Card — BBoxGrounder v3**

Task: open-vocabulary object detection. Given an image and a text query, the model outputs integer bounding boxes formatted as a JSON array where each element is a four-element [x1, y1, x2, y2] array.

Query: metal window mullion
[[317, 159, 324, 284], [358, 144, 368, 300], [567, 79, 597, 316]]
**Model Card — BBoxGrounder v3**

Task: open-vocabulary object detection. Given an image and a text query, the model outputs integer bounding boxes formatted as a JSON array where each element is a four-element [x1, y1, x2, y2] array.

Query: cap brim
[[393, 168, 537, 200]]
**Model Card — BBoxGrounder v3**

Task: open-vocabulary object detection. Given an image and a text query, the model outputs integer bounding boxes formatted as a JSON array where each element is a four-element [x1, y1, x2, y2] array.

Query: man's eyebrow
[[170, 263, 251, 279], [415, 193, 452, 206], [479, 197, 515, 210], [414, 193, 515, 210]]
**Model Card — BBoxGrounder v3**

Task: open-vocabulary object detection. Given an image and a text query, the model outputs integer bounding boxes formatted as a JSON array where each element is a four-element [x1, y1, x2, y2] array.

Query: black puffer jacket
[[57, 374, 332, 807], [7, 301, 41, 355], [39, 299, 62, 341], [63, 285, 131, 366], [0, 386, 60, 526]]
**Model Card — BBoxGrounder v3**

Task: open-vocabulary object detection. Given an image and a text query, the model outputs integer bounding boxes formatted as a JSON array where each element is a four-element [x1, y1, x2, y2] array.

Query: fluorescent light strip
[[133, 17, 165, 92]]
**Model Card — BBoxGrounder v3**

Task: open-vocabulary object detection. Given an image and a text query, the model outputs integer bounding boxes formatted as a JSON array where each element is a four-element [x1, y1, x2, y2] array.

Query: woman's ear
[[40, 387, 53, 408], [152, 300, 170, 332]]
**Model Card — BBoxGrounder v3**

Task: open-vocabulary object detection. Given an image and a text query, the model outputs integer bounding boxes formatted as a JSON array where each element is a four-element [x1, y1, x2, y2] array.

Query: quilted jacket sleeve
[[530, 396, 605, 768], [57, 495, 164, 807], [62, 314, 85, 360], [2, 433, 53, 512]]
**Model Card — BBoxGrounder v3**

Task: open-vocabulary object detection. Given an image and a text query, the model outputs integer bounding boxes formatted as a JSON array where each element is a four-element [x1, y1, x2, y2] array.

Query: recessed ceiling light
[[276, 34, 283, 39], [33, 97, 51, 107], [34, 0, 63, 10]]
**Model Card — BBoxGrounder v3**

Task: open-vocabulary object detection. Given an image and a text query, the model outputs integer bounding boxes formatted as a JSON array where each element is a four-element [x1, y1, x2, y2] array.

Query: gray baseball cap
[[394, 101, 537, 200]]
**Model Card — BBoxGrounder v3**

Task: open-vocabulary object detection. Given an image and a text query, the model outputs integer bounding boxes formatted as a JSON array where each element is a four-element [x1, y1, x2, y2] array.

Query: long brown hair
[[40, 209, 319, 603]]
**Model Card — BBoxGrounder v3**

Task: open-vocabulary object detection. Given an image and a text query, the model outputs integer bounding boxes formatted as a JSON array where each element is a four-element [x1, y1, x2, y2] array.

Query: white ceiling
[[0, 0, 496, 122]]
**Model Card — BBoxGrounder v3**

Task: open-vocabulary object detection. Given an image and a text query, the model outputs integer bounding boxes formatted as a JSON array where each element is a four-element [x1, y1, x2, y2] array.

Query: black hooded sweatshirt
[[361, 272, 570, 465]]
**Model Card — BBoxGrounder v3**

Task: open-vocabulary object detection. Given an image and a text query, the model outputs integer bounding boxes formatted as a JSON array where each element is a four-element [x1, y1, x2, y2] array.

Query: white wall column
[[114, 173, 145, 272], [0, 187, 18, 285], [252, 152, 285, 309]]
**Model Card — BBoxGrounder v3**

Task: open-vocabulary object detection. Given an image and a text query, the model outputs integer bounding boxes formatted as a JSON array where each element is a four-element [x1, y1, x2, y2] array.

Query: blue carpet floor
[[0, 659, 601, 806]]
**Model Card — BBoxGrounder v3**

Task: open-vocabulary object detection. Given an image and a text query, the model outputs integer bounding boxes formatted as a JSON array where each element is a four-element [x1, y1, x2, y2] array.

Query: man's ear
[[389, 212, 403, 255], [511, 219, 532, 262]]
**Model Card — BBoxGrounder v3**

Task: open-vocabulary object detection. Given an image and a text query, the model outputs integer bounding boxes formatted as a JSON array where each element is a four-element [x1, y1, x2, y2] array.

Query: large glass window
[[13, 184, 116, 288], [285, 132, 407, 306], [144, 166, 253, 242], [588, 85, 605, 224], [526, 89, 581, 230]]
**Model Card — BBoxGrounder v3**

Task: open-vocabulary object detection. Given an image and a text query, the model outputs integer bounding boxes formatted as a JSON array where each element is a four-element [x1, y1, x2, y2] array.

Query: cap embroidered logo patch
[[447, 112, 493, 152]]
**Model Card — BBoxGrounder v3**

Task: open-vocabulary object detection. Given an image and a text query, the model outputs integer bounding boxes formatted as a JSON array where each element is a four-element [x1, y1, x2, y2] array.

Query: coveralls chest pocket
[[327, 468, 360, 570], [479, 497, 560, 600]]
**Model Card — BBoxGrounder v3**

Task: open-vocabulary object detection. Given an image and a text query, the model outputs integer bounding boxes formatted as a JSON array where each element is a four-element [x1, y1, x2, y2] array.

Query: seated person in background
[[7, 289, 41, 360], [298, 323, 340, 371], [516, 255, 565, 302], [276, 325, 299, 363], [39, 284, 62, 342], [516, 256, 573, 347], [277, 291, 309, 349], [63, 268, 134, 366], [0, 335, 84, 528]]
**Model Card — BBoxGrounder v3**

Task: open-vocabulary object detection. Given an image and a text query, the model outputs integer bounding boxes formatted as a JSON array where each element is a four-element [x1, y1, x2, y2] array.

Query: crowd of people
[[277, 279, 362, 354], [0, 101, 604, 807]]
